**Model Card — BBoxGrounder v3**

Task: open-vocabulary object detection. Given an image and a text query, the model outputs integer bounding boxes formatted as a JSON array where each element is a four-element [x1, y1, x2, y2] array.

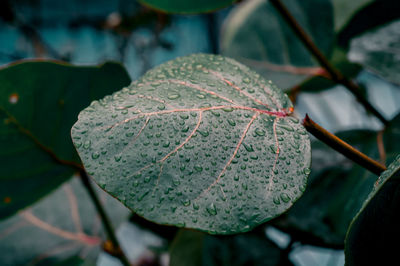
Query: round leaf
[[0, 61, 131, 219], [220, 0, 334, 89], [138, 0, 237, 14], [72, 54, 311, 234], [345, 157, 400, 266]]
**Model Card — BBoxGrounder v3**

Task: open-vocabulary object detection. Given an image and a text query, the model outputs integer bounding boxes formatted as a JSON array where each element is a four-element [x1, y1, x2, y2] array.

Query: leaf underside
[[72, 54, 311, 234]]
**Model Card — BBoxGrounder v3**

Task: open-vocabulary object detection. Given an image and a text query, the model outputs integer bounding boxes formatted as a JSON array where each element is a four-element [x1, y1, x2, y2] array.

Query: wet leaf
[[0, 177, 129, 265], [72, 54, 311, 234], [170, 229, 293, 266], [345, 157, 400, 266], [138, 0, 237, 14], [0, 61, 131, 219], [220, 0, 334, 89], [348, 19, 400, 85]]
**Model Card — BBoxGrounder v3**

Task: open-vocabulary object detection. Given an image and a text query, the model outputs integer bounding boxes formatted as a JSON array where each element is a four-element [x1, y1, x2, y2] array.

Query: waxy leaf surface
[[0, 61, 131, 219], [138, 0, 236, 14], [345, 157, 400, 266], [72, 54, 311, 234]]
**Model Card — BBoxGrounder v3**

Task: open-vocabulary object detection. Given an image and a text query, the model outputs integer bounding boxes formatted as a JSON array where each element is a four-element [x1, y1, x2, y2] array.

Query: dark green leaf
[[0, 177, 129, 265], [332, 0, 373, 32], [348, 19, 400, 85], [338, 0, 400, 48], [0, 61, 131, 219], [170, 229, 293, 266], [138, 0, 237, 14], [220, 0, 334, 89], [72, 54, 311, 234], [345, 157, 400, 266], [274, 113, 400, 246], [170, 230, 204, 266]]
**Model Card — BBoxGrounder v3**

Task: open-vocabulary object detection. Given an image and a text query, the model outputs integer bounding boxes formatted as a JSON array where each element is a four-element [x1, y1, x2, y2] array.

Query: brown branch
[[302, 114, 386, 176], [79, 171, 131, 266], [270, 0, 388, 126]]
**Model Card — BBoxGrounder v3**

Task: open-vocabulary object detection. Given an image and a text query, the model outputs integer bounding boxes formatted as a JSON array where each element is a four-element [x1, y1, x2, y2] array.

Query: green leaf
[[332, 0, 373, 32], [170, 230, 204, 266], [348, 19, 400, 85], [0, 177, 129, 265], [72, 53, 311, 234], [337, 0, 400, 48], [345, 157, 400, 266], [220, 0, 334, 89], [138, 0, 237, 14], [0, 61, 131, 219], [274, 113, 400, 247], [170, 229, 293, 266]]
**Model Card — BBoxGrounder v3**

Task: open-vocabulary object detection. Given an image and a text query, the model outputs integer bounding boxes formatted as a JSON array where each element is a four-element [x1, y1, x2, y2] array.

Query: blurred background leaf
[[0, 61, 131, 219], [0, 177, 129, 265]]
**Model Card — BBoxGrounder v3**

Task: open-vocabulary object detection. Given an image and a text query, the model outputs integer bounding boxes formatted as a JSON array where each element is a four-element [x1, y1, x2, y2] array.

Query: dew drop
[[91, 152, 100, 159], [280, 193, 291, 203], [303, 168, 311, 175], [182, 199, 191, 206], [243, 143, 254, 152], [206, 203, 217, 216], [273, 197, 280, 205], [255, 128, 265, 136], [227, 119, 236, 126], [83, 140, 91, 149], [167, 93, 180, 100]]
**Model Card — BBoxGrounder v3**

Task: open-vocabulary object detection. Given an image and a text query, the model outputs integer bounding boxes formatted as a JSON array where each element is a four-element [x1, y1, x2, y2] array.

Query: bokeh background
[[1, 0, 399, 265]]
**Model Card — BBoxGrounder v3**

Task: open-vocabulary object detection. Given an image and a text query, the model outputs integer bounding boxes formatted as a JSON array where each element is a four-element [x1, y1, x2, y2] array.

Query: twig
[[270, 0, 388, 126], [79, 170, 131, 266], [302, 114, 386, 176]]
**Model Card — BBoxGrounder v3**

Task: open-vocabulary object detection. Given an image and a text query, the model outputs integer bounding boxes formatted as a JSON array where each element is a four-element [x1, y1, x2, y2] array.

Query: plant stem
[[79, 170, 131, 266], [270, 0, 388, 126], [303, 115, 386, 175]]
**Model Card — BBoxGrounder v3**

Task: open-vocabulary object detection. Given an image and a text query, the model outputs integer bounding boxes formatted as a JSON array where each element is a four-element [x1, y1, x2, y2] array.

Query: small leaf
[[0, 178, 129, 265], [345, 156, 400, 266], [72, 54, 311, 234], [138, 0, 237, 14], [220, 0, 334, 89], [0, 61, 131, 219]]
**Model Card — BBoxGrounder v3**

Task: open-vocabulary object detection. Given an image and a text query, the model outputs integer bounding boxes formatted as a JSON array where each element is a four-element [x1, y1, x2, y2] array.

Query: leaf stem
[[79, 170, 131, 266], [302, 114, 386, 175], [270, 0, 388, 126]]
